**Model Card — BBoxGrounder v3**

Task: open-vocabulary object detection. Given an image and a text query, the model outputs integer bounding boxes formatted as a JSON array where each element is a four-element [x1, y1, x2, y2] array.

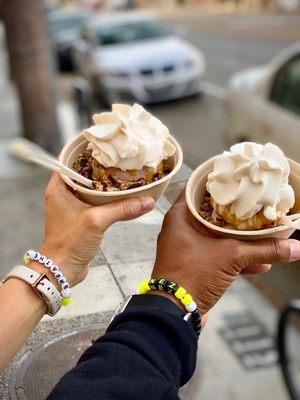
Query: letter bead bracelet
[[24, 250, 72, 307], [138, 278, 201, 338]]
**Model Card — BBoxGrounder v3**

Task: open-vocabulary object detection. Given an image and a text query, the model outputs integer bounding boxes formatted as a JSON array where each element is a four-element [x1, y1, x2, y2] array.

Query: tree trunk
[[2, 0, 61, 153]]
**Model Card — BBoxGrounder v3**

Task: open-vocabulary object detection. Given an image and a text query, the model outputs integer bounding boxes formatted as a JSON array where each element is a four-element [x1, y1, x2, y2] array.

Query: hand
[[152, 191, 300, 315], [34, 173, 154, 287]]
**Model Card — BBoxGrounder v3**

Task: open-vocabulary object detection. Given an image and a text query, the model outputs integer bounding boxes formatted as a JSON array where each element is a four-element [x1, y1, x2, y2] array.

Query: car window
[[51, 15, 87, 33], [270, 56, 300, 117], [95, 20, 170, 46]]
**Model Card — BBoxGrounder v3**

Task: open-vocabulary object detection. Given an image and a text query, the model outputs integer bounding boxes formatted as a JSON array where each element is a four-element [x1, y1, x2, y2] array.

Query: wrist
[[36, 244, 75, 287], [4, 275, 47, 314], [151, 267, 208, 315], [27, 259, 62, 293], [148, 290, 186, 312]]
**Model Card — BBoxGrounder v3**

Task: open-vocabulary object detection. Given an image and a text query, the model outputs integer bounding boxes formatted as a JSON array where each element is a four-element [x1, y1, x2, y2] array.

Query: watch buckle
[[31, 273, 47, 299]]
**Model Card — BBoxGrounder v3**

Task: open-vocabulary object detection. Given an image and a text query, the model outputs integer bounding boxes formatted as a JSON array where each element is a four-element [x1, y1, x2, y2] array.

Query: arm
[[49, 307, 197, 400], [49, 191, 300, 399], [0, 279, 46, 369], [0, 173, 154, 372]]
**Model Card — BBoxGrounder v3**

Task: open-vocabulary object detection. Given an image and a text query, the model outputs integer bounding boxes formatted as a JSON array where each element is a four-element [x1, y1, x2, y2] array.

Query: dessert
[[73, 103, 176, 192], [200, 142, 295, 230]]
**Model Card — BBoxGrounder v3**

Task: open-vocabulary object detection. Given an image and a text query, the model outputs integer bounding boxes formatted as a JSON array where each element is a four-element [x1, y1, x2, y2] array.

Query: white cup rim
[[186, 156, 294, 237], [59, 133, 183, 197]]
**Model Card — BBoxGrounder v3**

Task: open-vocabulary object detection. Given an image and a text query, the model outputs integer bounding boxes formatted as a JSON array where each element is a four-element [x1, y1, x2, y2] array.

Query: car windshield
[[96, 20, 170, 46], [51, 15, 86, 33]]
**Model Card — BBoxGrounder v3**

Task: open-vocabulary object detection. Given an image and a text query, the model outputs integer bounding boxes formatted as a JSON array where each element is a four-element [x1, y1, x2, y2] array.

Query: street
[[163, 13, 299, 85], [0, 13, 299, 169]]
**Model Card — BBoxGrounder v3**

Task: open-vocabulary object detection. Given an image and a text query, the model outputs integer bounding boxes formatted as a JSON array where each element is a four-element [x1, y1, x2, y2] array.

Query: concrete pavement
[[0, 156, 291, 400]]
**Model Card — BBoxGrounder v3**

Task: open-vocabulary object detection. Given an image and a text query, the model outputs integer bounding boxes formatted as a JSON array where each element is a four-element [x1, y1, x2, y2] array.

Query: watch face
[[109, 296, 132, 324]]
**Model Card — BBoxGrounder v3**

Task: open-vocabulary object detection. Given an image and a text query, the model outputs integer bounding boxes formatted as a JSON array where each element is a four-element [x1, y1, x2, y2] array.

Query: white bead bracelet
[[23, 250, 72, 306]]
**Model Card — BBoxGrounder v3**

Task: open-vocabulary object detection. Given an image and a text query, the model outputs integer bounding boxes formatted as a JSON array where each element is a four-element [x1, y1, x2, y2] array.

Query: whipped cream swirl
[[82, 103, 175, 171], [207, 142, 295, 221]]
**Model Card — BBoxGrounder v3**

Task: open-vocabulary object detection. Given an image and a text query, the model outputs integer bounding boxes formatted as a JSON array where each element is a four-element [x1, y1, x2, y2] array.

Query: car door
[[227, 90, 300, 163]]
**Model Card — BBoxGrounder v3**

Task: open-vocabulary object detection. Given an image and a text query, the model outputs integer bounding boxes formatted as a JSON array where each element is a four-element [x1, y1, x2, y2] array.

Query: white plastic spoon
[[279, 213, 300, 230], [9, 138, 94, 189]]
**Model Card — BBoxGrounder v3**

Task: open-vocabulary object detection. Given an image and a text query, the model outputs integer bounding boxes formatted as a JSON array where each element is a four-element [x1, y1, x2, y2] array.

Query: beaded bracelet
[[138, 278, 201, 337], [23, 250, 72, 307]]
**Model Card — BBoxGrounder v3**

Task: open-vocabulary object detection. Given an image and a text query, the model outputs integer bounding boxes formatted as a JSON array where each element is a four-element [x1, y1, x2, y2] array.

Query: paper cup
[[186, 157, 300, 240], [59, 133, 183, 206]]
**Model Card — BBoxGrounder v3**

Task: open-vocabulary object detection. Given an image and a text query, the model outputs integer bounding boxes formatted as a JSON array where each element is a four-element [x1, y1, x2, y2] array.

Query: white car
[[227, 43, 300, 161], [74, 12, 206, 105], [229, 43, 300, 117]]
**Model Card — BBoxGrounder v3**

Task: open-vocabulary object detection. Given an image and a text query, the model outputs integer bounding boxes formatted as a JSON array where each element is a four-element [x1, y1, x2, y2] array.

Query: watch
[[3, 265, 62, 316], [110, 294, 200, 337]]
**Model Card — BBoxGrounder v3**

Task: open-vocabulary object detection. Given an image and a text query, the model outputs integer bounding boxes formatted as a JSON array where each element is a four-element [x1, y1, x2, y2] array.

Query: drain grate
[[9, 324, 107, 400], [219, 313, 277, 370]]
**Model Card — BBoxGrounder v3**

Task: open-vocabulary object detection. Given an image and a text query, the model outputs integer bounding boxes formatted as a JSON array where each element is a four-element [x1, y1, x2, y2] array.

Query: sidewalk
[[0, 156, 290, 400]]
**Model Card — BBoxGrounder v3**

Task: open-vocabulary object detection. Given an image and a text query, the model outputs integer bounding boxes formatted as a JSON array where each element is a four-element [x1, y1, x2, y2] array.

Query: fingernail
[[140, 197, 155, 212], [289, 240, 300, 260]]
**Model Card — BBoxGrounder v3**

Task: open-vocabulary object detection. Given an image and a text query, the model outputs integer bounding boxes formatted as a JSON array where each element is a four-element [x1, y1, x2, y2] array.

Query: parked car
[[229, 43, 300, 118], [109, 0, 135, 9], [73, 12, 206, 105], [227, 43, 300, 161], [49, 9, 92, 72]]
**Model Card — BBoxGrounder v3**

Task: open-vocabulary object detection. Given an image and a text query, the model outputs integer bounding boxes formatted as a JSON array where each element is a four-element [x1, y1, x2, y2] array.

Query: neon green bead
[[138, 280, 150, 294], [181, 294, 193, 306], [175, 287, 186, 300], [23, 256, 30, 265], [61, 297, 72, 307]]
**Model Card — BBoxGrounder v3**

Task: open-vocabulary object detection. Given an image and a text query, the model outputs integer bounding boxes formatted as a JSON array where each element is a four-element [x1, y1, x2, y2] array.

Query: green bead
[[23, 256, 30, 265], [138, 280, 150, 294], [181, 294, 193, 306], [175, 287, 186, 300], [61, 297, 72, 307]]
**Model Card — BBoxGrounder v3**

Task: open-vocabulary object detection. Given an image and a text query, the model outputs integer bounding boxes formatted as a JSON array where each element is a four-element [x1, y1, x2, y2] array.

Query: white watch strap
[[3, 266, 62, 316]]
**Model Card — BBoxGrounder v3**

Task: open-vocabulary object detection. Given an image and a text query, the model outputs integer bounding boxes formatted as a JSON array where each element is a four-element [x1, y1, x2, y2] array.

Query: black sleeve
[[48, 307, 198, 400]]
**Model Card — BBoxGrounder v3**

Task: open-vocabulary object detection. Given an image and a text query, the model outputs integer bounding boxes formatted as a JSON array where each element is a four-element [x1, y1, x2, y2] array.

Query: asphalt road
[[164, 13, 299, 85], [148, 13, 298, 168]]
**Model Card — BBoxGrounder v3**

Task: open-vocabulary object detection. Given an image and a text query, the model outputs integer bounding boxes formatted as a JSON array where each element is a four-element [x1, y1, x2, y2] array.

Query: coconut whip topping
[[207, 142, 295, 221], [82, 103, 175, 171]]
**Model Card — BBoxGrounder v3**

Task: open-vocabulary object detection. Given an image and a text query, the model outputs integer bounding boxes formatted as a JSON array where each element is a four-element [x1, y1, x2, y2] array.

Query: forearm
[[49, 307, 197, 400], [0, 278, 46, 371]]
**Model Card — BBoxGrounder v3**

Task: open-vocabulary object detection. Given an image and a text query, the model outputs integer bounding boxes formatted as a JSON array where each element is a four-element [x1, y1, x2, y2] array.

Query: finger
[[47, 172, 73, 195], [89, 196, 155, 230], [46, 172, 89, 208], [241, 264, 272, 275], [47, 172, 61, 188], [237, 238, 300, 268]]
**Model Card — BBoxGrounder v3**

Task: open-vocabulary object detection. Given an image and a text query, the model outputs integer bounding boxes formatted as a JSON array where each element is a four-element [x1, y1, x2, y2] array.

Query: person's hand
[[152, 191, 300, 315], [34, 173, 154, 287]]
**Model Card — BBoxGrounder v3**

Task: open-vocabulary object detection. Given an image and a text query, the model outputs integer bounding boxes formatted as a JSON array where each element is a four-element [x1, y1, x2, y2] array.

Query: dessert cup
[[59, 133, 183, 206], [186, 157, 300, 240]]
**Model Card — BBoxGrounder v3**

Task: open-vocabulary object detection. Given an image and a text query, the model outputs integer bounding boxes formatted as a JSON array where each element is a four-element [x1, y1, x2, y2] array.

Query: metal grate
[[9, 325, 106, 400]]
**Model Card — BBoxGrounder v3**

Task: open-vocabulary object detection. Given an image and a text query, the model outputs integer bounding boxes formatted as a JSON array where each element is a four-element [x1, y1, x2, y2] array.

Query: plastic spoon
[[9, 138, 94, 189], [279, 213, 300, 230]]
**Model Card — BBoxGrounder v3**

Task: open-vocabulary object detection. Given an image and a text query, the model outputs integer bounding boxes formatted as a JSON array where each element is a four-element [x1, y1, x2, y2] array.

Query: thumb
[[237, 238, 300, 268], [91, 196, 155, 230]]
